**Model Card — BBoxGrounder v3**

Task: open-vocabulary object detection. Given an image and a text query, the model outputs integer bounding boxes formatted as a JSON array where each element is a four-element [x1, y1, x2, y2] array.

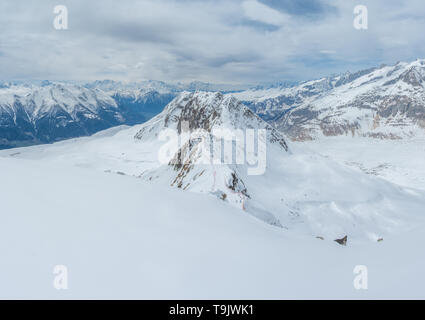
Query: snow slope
[[1, 156, 425, 299], [297, 136, 425, 191]]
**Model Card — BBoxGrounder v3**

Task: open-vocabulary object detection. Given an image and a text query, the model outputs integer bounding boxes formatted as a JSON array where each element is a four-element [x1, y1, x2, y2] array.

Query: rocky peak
[[136, 91, 288, 149]]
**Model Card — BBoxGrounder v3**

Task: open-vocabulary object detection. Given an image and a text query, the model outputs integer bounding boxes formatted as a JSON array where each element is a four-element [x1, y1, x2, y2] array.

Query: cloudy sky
[[0, 0, 424, 84]]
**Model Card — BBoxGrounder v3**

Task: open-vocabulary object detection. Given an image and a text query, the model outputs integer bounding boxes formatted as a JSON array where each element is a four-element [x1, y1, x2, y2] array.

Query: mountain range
[[233, 59, 425, 140], [0, 80, 251, 149], [1, 59, 425, 149]]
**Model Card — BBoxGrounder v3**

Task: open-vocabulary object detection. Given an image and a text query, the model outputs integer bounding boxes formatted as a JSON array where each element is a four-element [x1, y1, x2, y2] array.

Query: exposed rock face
[[334, 236, 348, 246]]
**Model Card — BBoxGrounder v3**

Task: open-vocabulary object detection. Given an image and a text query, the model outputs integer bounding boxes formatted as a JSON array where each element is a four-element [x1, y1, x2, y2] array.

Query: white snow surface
[[1, 154, 425, 299], [297, 136, 425, 191]]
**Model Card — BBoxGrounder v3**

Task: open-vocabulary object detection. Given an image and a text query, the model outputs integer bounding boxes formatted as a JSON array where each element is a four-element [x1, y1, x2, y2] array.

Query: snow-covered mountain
[[0, 83, 122, 148], [0, 82, 175, 149], [84, 79, 180, 94], [233, 60, 425, 140], [4, 91, 425, 243], [85, 79, 250, 94], [134, 91, 288, 221], [232, 67, 376, 121]]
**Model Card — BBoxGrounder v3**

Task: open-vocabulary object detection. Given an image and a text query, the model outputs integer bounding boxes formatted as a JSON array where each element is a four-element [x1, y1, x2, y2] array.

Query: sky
[[0, 0, 425, 84]]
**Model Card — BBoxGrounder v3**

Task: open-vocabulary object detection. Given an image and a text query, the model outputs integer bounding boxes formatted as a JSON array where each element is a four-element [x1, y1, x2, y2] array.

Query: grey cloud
[[101, 22, 177, 45], [234, 18, 281, 32], [258, 0, 338, 18], [205, 54, 262, 68], [0, 0, 424, 84]]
